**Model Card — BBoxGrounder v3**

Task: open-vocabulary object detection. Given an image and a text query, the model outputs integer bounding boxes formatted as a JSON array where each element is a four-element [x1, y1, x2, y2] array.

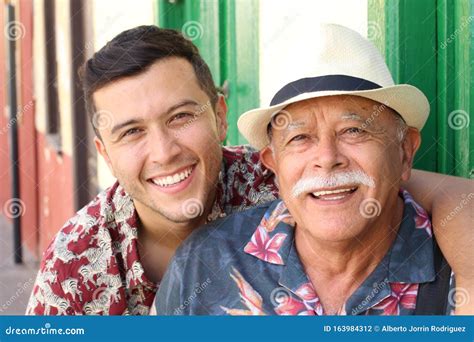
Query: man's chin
[[298, 214, 366, 241], [150, 202, 205, 223]]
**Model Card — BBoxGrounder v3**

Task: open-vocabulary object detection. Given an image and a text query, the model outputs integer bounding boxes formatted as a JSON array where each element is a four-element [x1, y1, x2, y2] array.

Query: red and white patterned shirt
[[26, 146, 278, 315]]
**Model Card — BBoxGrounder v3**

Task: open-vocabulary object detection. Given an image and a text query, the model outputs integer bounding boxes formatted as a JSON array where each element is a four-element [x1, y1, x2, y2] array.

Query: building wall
[[32, 0, 75, 254], [0, 0, 39, 256], [0, 3, 11, 208], [17, 0, 39, 256]]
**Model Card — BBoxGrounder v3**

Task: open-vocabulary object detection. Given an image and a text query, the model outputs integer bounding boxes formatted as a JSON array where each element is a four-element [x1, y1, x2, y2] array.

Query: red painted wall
[[0, 1, 76, 259], [0, 4, 12, 208], [17, 0, 39, 257], [36, 133, 75, 253]]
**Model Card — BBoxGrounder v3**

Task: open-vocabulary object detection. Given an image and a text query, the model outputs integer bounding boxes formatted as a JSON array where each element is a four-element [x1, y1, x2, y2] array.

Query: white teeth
[[151, 166, 194, 187], [312, 187, 355, 197], [321, 195, 346, 201]]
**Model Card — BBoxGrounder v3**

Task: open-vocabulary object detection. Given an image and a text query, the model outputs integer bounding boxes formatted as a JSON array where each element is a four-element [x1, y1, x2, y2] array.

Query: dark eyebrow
[[166, 99, 200, 115], [110, 119, 142, 136], [110, 99, 200, 136]]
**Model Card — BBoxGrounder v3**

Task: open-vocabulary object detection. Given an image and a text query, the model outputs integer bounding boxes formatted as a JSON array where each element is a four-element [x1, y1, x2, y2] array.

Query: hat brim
[[237, 85, 430, 150]]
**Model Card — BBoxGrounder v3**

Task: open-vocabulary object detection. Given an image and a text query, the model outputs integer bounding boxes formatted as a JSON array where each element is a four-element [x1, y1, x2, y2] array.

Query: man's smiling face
[[261, 95, 420, 242], [93, 57, 227, 224]]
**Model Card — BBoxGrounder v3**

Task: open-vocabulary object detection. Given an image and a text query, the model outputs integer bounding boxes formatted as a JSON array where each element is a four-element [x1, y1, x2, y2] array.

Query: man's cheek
[[278, 174, 296, 200]]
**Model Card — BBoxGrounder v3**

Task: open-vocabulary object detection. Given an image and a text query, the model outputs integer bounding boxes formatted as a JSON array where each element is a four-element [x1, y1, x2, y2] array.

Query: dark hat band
[[270, 75, 382, 106]]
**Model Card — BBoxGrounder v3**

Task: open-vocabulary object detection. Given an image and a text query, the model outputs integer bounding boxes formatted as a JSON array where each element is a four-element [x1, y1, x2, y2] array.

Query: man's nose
[[310, 134, 348, 172], [147, 127, 182, 165]]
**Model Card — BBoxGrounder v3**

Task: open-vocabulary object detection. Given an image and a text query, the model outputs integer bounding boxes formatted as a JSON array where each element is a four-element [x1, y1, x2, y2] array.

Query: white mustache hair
[[291, 170, 375, 198]]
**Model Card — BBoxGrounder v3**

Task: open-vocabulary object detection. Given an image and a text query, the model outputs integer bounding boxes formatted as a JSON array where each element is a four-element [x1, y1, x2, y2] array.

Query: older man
[[154, 24, 461, 315]]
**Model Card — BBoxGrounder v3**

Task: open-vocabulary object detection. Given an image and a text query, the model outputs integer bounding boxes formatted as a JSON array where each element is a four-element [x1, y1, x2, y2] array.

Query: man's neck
[[295, 195, 404, 314], [133, 196, 215, 283], [137, 206, 197, 246]]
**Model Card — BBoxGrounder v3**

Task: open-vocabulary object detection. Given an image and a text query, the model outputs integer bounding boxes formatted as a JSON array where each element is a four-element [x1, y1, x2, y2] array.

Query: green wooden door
[[157, 0, 259, 145], [369, 0, 473, 178]]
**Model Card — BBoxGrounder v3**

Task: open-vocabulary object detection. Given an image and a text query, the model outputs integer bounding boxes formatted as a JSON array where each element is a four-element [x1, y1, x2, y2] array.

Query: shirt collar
[[111, 183, 156, 290], [206, 160, 227, 223], [243, 189, 435, 310], [243, 200, 295, 265]]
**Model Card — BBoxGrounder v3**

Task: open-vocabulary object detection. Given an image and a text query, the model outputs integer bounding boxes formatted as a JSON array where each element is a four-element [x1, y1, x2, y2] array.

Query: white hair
[[292, 170, 375, 198], [394, 114, 408, 143]]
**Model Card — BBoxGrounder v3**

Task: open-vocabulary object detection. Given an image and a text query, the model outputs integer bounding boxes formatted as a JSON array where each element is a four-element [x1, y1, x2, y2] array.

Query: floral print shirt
[[155, 189, 451, 315], [26, 146, 278, 315]]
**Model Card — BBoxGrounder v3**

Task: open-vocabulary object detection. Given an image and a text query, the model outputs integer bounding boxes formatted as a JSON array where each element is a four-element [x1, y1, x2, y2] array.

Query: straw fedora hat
[[237, 23, 430, 149]]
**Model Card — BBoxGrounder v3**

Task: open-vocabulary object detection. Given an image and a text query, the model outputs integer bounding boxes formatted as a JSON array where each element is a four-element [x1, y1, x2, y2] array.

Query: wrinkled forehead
[[270, 95, 393, 128]]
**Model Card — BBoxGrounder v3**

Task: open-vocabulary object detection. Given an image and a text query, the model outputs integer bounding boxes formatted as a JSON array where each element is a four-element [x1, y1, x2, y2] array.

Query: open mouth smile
[[147, 164, 197, 194], [149, 165, 195, 187], [310, 186, 358, 201]]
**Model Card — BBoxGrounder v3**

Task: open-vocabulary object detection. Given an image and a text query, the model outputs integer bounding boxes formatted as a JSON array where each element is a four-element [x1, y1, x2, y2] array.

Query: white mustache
[[291, 170, 375, 198]]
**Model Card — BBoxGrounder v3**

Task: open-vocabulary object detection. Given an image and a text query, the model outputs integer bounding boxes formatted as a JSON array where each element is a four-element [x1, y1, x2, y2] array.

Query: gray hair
[[394, 114, 408, 143]]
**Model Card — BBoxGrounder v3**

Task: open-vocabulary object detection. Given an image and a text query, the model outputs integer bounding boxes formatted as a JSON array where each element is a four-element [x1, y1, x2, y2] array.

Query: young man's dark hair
[[80, 25, 218, 136]]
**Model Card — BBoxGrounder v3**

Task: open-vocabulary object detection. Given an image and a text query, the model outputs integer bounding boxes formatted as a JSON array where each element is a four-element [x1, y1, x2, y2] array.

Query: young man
[[27, 26, 472, 315]]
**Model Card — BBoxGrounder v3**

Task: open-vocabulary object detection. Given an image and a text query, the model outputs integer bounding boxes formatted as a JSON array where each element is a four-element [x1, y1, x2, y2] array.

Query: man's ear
[[215, 94, 228, 142], [94, 136, 115, 177], [400, 128, 421, 181], [260, 145, 277, 174]]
